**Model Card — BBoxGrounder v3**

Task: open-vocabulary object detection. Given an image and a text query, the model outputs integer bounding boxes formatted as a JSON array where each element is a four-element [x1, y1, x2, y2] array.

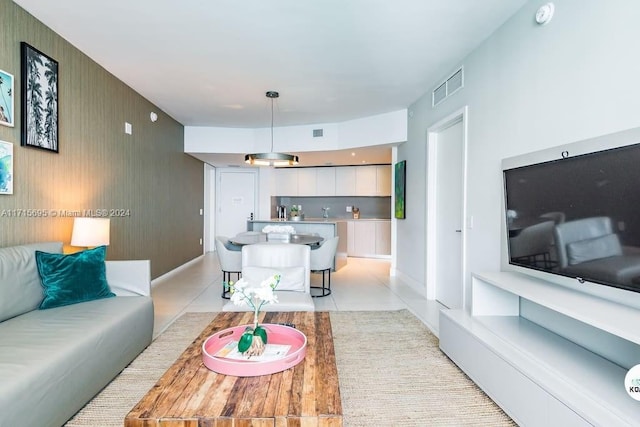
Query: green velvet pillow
[[35, 245, 115, 309]]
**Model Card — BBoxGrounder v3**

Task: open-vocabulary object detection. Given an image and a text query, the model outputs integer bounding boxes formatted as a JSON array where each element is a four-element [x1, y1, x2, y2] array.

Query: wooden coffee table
[[125, 311, 342, 426]]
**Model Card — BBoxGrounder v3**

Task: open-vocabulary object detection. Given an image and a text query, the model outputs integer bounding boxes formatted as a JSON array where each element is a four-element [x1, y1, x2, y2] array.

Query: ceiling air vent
[[313, 129, 323, 137], [432, 66, 464, 107]]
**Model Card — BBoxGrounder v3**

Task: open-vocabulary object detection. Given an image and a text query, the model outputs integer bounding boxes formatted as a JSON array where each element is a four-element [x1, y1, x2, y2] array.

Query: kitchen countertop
[[249, 218, 391, 224]]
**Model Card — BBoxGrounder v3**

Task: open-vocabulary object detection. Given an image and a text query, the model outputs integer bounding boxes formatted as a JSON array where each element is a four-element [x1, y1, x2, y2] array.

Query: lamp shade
[[71, 217, 110, 247], [245, 152, 299, 166]]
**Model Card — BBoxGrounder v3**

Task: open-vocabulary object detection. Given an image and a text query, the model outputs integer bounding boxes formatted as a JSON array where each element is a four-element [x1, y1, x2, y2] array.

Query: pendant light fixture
[[245, 91, 299, 166]]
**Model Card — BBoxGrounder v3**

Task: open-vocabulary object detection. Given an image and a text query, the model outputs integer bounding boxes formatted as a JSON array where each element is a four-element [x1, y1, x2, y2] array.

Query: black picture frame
[[21, 42, 58, 152], [394, 160, 406, 219]]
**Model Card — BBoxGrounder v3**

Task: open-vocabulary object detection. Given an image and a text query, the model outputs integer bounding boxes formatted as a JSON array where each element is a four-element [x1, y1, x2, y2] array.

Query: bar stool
[[310, 236, 339, 297], [214, 236, 242, 299]]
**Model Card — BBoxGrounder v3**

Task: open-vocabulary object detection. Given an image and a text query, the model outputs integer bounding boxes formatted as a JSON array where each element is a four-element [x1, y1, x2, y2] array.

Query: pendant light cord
[[270, 97, 274, 153]]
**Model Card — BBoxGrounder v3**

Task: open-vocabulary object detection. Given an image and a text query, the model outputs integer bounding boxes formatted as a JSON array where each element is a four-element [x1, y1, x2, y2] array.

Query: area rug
[[65, 310, 515, 426]]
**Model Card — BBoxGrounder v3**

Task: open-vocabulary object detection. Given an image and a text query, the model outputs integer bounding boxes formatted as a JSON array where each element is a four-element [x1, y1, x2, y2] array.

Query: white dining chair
[[222, 242, 315, 312], [214, 236, 242, 299], [310, 236, 339, 297]]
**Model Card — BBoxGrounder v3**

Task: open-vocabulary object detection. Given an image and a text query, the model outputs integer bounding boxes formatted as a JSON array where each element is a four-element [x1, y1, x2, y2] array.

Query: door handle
[[455, 230, 462, 233]]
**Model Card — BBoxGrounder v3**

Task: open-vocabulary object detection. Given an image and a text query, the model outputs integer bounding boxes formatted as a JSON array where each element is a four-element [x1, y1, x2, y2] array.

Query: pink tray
[[202, 324, 307, 377]]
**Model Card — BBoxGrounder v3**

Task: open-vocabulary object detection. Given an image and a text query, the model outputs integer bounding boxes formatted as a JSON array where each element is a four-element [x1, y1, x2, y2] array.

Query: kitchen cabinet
[[274, 168, 298, 196], [297, 168, 317, 196], [347, 220, 391, 257], [316, 168, 336, 196], [273, 165, 390, 197], [354, 165, 392, 196], [335, 167, 356, 196], [375, 220, 392, 255], [376, 165, 392, 196], [355, 166, 377, 196]]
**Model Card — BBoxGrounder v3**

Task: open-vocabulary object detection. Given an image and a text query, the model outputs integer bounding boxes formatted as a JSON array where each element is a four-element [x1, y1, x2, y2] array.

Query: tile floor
[[151, 253, 444, 339]]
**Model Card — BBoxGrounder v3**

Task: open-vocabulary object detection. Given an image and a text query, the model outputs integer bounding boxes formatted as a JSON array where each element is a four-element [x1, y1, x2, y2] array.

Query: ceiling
[[13, 0, 527, 166]]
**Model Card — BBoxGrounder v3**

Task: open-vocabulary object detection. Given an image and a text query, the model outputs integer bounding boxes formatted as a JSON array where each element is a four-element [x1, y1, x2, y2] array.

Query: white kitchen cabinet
[[297, 168, 317, 196], [347, 220, 391, 257], [375, 220, 391, 255], [274, 168, 298, 196], [273, 165, 390, 197], [316, 168, 336, 196], [346, 221, 355, 256], [355, 166, 377, 196], [376, 165, 392, 196], [355, 165, 391, 196], [335, 167, 356, 196], [352, 221, 376, 257]]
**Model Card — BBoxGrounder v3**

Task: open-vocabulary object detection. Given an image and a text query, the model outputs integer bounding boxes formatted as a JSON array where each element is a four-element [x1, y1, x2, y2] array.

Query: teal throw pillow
[[35, 245, 115, 309]]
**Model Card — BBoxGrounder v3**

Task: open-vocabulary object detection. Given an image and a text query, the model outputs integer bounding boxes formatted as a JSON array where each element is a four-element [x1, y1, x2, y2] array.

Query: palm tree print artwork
[[0, 69, 14, 127], [21, 43, 58, 152]]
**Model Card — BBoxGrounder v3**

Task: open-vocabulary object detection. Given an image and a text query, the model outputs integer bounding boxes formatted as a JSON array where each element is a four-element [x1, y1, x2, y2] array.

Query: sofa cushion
[[566, 233, 622, 265], [242, 266, 306, 291], [0, 242, 63, 322], [36, 245, 115, 309]]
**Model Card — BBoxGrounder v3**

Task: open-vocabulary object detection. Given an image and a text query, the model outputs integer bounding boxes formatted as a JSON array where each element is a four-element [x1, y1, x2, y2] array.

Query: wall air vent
[[432, 66, 464, 107], [313, 129, 324, 137], [433, 82, 447, 106]]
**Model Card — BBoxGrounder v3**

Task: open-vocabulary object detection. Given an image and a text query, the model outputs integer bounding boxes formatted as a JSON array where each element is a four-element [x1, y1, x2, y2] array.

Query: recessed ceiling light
[[351, 152, 356, 156], [362, 160, 366, 164]]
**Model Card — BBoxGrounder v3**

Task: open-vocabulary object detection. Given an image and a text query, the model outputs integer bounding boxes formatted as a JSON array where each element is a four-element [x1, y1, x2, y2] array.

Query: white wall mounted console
[[439, 271, 640, 426]]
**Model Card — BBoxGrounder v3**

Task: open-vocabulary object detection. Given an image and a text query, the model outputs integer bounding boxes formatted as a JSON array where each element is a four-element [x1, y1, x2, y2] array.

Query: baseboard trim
[[394, 269, 426, 297], [151, 254, 205, 288]]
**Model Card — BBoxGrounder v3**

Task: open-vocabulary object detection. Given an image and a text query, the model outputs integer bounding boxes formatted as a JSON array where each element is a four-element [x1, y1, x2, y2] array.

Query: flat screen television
[[503, 142, 640, 294]]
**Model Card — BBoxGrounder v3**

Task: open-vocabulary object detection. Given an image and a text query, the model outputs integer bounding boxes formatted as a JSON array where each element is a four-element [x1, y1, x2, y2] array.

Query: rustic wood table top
[[125, 311, 343, 427]]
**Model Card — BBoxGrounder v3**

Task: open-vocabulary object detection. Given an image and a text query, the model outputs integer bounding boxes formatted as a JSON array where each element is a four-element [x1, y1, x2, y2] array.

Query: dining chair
[[222, 242, 315, 312], [310, 236, 339, 297], [214, 236, 242, 299]]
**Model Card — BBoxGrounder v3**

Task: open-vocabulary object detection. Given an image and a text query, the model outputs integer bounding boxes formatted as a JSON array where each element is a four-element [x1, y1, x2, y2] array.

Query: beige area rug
[[65, 310, 515, 427]]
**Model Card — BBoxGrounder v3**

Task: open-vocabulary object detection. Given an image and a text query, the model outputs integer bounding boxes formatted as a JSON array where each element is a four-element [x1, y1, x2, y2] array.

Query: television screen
[[503, 143, 640, 293]]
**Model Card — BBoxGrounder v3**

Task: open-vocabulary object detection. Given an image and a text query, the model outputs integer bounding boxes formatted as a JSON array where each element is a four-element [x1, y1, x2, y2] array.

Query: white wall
[[184, 110, 408, 154], [397, 0, 640, 309]]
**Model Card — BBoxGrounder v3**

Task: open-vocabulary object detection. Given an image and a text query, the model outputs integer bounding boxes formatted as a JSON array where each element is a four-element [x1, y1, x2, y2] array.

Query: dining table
[[229, 232, 324, 247]]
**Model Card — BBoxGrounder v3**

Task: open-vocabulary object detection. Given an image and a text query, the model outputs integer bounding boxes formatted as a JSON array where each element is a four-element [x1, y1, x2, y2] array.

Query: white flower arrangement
[[262, 225, 296, 234], [229, 274, 281, 356], [230, 275, 280, 309]]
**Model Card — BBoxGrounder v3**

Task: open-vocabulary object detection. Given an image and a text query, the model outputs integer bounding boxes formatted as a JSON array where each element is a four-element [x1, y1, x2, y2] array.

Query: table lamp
[[71, 217, 110, 249]]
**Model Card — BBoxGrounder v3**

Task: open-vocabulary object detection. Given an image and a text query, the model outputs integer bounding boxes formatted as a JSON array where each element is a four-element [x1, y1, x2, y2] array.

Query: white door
[[216, 169, 257, 239], [434, 119, 464, 308]]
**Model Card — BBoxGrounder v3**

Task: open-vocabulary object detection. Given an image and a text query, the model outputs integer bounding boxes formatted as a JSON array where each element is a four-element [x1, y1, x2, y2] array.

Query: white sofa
[[0, 242, 154, 427]]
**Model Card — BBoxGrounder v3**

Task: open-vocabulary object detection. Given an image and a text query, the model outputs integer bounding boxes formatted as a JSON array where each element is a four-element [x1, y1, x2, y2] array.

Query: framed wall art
[[394, 160, 406, 219], [21, 42, 58, 152], [0, 69, 14, 127], [0, 140, 13, 195]]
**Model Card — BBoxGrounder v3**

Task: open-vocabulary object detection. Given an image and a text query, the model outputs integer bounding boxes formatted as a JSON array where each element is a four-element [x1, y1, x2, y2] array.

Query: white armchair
[[214, 236, 242, 299], [223, 243, 315, 312]]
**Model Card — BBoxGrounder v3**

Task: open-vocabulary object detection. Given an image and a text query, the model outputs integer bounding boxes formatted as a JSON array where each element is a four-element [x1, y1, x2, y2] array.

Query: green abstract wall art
[[394, 160, 406, 219]]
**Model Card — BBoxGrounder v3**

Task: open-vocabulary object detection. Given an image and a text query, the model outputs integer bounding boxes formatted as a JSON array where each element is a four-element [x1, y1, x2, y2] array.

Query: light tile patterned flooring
[[151, 253, 443, 339]]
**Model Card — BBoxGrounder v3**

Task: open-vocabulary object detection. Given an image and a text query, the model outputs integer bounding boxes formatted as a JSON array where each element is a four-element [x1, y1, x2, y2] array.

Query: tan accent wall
[[0, 1, 204, 278]]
